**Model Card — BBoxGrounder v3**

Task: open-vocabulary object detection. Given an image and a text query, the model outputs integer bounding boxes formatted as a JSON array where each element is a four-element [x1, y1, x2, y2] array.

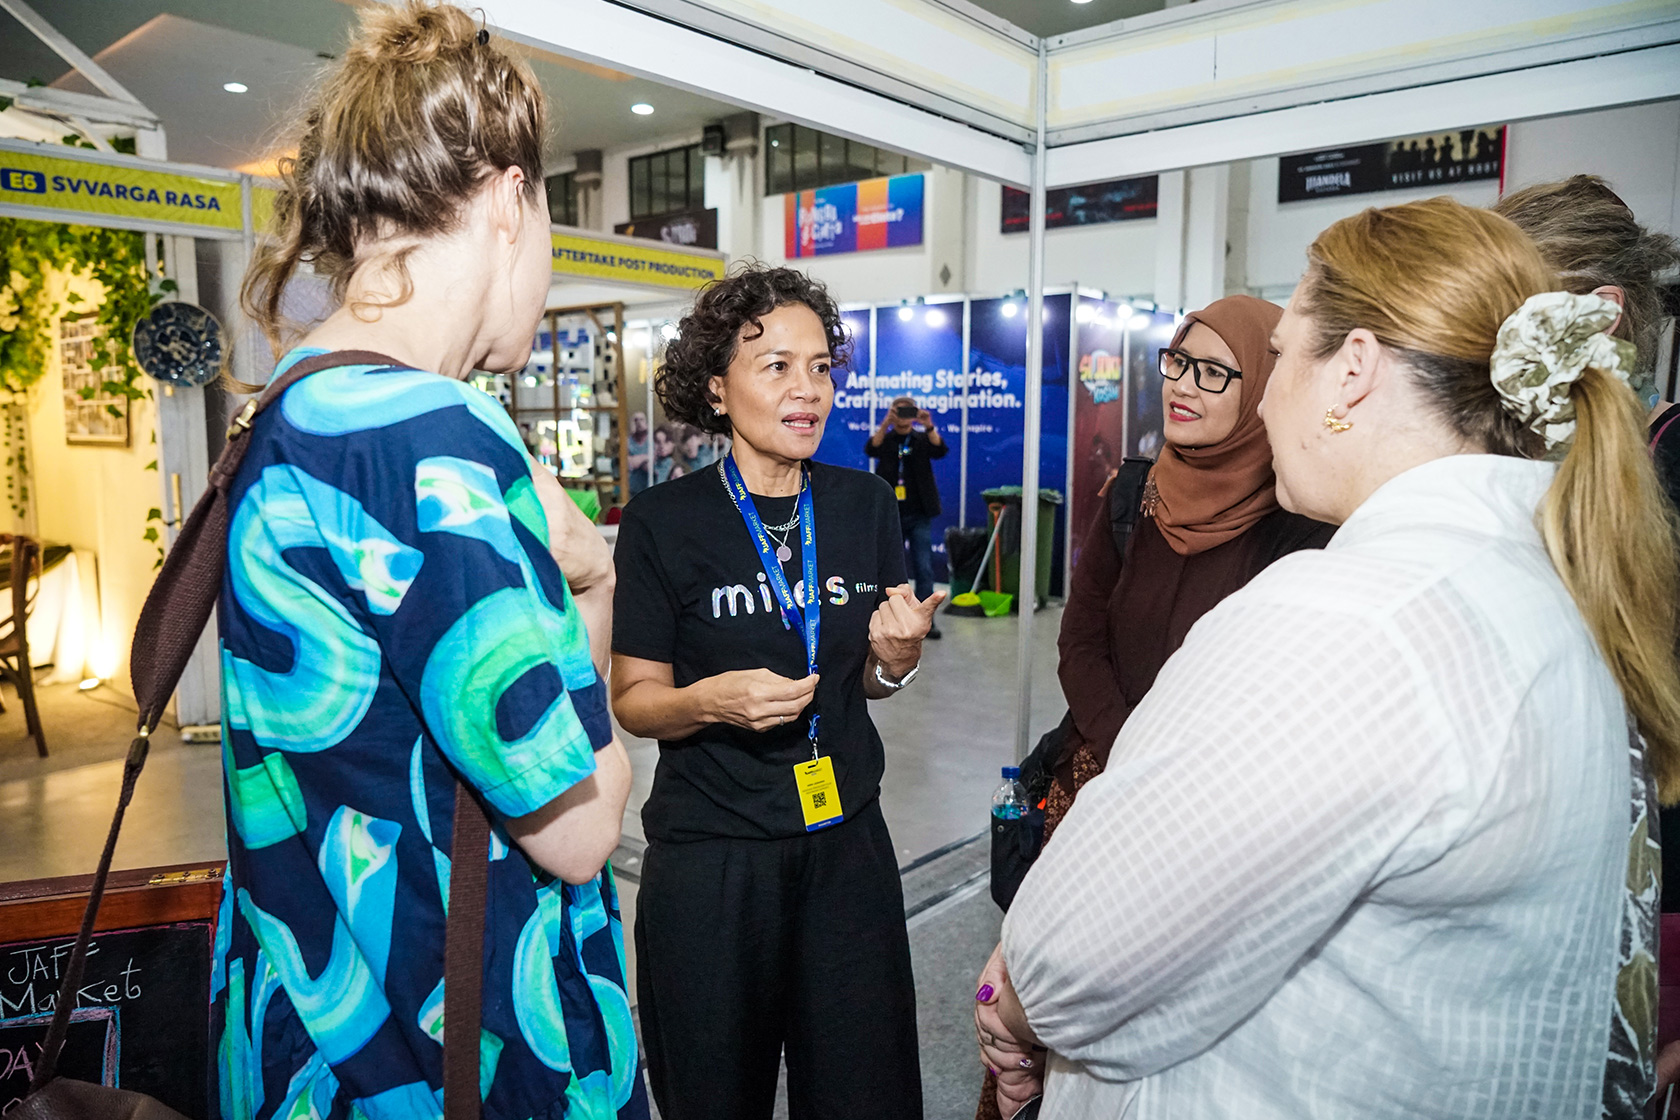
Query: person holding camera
[[867, 395, 948, 639]]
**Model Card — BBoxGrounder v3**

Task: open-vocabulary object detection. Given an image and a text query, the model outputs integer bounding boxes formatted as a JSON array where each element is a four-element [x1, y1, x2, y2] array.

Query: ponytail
[[1540, 365, 1680, 797], [1302, 197, 1680, 800]]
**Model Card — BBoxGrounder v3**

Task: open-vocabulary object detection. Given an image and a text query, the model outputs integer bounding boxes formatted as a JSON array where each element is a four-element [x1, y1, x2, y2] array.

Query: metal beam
[[0, 0, 146, 106], [0, 78, 159, 130], [1014, 40, 1049, 763], [1044, 41, 1680, 188], [477, 0, 1034, 186]]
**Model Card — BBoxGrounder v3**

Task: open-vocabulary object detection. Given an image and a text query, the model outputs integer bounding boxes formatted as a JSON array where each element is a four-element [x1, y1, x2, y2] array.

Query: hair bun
[[361, 3, 476, 65]]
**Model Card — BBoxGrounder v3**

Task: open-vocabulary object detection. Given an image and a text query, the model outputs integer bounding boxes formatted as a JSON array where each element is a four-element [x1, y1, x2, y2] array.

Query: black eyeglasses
[[1158, 347, 1242, 394]]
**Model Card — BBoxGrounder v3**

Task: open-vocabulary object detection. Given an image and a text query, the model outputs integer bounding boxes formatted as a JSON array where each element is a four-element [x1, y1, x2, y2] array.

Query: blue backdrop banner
[[966, 293, 1071, 595], [816, 307, 875, 471], [867, 301, 965, 580]]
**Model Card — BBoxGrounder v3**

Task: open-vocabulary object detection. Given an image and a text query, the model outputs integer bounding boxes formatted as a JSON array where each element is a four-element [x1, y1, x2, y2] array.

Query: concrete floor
[[0, 602, 1061, 1117]]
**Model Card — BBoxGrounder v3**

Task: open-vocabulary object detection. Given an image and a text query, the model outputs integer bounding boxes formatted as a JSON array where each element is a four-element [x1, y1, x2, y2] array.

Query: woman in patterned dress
[[215, 4, 646, 1118]]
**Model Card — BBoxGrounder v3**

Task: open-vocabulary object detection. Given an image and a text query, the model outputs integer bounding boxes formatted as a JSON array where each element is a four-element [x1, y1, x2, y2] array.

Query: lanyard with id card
[[720, 456, 844, 831], [895, 438, 911, 502]]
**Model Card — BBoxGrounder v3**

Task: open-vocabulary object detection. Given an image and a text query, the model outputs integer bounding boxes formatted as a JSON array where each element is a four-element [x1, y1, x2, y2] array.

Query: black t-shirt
[[866, 429, 948, 518], [613, 460, 907, 842]]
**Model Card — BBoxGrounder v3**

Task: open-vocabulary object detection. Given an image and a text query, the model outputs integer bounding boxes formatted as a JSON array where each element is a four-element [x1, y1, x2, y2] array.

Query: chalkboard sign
[[0, 863, 222, 1120], [0, 923, 212, 1117], [1, 1007, 118, 1108]]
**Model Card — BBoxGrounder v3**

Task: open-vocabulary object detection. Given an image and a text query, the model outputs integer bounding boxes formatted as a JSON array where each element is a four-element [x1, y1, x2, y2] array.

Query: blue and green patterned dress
[[210, 350, 646, 1120]]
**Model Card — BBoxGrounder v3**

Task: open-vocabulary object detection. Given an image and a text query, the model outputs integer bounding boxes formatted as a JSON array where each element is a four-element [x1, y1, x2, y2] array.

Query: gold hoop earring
[[1323, 408, 1353, 433]]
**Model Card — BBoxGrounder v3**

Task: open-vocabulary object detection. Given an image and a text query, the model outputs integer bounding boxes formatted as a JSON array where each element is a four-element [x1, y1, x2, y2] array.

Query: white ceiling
[[8, 1, 747, 172], [959, 0, 1170, 38]]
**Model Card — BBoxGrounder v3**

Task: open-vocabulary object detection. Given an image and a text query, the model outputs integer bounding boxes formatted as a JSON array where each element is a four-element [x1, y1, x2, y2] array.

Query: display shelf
[[501, 302, 629, 514]]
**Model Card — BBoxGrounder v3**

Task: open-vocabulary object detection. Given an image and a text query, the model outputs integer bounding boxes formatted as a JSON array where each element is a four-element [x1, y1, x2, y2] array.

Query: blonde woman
[[975, 196, 1680, 1119]]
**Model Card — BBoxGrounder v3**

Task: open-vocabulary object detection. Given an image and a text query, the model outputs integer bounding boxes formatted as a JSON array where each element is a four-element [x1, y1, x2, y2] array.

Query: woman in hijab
[[977, 294, 1334, 1119]]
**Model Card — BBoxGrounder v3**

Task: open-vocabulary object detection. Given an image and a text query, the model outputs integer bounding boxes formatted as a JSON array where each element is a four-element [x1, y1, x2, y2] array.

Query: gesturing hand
[[869, 584, 946, 677], [703, 668, 819, 733]]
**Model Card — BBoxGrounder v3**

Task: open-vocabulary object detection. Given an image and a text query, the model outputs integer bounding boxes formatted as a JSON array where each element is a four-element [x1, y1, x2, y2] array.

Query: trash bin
[[943, 524, 990, 594], [978, 486, 1063, 611]]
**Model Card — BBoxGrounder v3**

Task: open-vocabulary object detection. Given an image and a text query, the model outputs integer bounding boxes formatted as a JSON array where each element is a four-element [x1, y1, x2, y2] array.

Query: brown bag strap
[[444, 786, 491, 1119], [31, 349, 437, 1098]]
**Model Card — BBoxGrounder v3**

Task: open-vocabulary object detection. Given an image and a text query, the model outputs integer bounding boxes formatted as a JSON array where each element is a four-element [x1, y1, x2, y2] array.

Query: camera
[[894, 404, 919, 419]]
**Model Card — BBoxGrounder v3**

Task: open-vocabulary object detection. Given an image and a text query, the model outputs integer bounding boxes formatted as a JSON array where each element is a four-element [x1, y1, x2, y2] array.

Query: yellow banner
[[0, 146, 242, 232], [551, 229, 724, 291]]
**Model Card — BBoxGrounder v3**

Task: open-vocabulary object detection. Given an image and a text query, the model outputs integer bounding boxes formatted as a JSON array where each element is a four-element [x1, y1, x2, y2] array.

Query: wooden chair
[[0, 534, 47, 756]]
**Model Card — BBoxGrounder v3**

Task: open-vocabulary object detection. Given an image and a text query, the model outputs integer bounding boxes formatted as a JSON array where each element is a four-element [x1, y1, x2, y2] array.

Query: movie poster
[[864, 301, 965, 579], [1069, 297, 1126, 571], [1278, 126, 1505, 203], [1001, 175, 1158, 233], [966, 294, 1072, 595], [784, 173, 925, 257], [814, 307, 874, 471]]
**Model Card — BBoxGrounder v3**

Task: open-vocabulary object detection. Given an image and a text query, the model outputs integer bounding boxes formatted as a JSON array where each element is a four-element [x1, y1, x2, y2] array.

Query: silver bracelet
[[873, 660, 920, 691]]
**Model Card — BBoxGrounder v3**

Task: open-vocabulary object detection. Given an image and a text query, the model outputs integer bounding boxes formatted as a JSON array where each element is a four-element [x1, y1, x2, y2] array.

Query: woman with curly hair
[[611, 264, 939, 1119]]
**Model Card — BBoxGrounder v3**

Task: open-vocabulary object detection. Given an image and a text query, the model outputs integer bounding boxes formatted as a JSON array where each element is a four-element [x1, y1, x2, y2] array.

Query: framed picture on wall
[[60, 317, 129, 447]]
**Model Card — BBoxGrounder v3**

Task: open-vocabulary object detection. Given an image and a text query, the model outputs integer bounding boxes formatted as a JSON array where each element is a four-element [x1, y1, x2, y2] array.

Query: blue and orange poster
[[784, 173, 924, 257]]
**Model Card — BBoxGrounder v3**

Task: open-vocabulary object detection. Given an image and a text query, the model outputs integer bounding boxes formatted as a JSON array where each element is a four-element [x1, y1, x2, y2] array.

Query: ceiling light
[[222, 81, 248, 94], [925, 307, 946, 328], [1071, 0, 1096, 4], [1075, 303, 1095, 323], [1113, 302, 1132, 319], [897, 303, 913, 321], [631, 102, 654, 116], [1001, 301, 1019, 318]]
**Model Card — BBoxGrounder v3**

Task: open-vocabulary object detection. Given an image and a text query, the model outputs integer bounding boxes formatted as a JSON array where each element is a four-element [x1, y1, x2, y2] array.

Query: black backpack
[[991, 458, 1153, 911]]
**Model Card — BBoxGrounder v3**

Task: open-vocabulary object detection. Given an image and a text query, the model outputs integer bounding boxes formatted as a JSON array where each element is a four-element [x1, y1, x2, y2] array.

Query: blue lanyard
[[720, 455, 821, 755]]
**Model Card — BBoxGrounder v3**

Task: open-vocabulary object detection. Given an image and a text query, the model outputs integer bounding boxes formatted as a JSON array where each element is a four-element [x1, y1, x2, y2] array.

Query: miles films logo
[[0, 168, 46, 194]]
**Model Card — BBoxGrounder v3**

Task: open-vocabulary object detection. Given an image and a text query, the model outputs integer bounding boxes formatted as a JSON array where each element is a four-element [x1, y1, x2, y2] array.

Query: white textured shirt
[[1005, 454, 1632, 1119]]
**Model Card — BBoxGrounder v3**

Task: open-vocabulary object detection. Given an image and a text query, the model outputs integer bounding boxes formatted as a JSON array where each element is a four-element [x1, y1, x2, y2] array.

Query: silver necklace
[[720, 460, 799, 562]]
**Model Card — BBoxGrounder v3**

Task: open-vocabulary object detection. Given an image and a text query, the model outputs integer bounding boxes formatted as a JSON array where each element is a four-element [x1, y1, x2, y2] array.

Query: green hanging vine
[[0, 214, 170, 520]]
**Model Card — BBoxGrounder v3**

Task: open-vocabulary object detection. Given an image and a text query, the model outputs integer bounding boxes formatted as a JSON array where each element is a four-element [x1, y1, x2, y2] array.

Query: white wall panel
[[689, 0, 1036, 126], [479, 0, 1033, 186]]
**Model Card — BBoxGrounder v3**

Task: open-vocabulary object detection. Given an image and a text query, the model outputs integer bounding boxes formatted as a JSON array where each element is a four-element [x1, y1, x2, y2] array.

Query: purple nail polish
[[989, 1067, 999, 1077], [1019, 1057, 1033, 1068], [976, 984, 995, 1002]]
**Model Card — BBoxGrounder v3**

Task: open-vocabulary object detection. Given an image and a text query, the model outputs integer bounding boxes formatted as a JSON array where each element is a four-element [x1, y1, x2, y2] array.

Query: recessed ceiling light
[[1071, 0, 1096, 4], [223, 81, 248, 93], [631, 102, 654, 116]]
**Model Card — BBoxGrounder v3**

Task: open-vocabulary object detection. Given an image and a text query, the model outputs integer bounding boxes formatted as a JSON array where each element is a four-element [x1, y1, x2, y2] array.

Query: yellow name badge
[[895, 484, 908, 501], [795, 756, 844, 832]]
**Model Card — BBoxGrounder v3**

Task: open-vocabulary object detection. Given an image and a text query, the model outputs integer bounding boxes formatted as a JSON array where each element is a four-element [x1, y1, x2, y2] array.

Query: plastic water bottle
[[992, 765, 1027, 821]]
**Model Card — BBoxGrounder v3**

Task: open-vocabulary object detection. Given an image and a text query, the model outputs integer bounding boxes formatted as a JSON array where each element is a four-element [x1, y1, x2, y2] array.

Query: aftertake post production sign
[[0, 143, 242, 234], [551, 228, 726, 291], [785, 173, 924, 257], [1279, 126, 1505, 203]]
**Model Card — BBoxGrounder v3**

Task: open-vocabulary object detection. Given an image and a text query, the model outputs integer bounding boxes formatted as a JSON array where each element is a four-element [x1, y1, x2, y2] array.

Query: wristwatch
[[873, 660, 920, 691]]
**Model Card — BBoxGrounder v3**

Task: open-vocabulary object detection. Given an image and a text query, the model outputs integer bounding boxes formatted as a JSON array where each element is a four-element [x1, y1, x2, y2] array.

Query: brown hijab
[[1147, 294, 1284, 555]]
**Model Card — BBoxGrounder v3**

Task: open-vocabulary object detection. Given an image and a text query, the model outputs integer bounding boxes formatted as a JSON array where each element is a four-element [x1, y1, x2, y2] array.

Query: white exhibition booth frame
[[477, 0, 1680, 758], [5, 0, 1679, 755]]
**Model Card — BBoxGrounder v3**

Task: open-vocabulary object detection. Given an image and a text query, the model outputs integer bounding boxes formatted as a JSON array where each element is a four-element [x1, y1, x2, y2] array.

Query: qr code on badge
[[811, 791, 828, 809]]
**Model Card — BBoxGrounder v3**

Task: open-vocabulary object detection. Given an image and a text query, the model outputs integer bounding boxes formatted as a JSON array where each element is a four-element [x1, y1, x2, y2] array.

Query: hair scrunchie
[[1490, 291, 1636, 451]]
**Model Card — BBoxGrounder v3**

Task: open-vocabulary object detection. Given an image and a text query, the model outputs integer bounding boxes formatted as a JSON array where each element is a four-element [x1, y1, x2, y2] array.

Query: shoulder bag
[[18, 351, 490, 1120]]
